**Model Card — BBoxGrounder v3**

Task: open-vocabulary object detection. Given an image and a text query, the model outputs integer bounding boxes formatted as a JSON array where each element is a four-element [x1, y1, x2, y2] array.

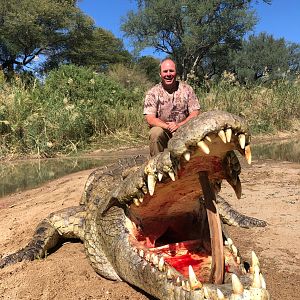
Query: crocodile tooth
[[133, 198, 140, 206], [232, 244, 238, 257], [218, 130, 227, 143], [139, 249, 144, 257], [245, 145, 252, 164], [238, 134, 246, 149], [147, 174, 156, 196], [188, 265, 202, 289], [138, 198, 143, 203], [251, 251, 260, 271], [252, 265, 261, 288], [145, 253, 151, 261], [225, 128, 232, 142], [152, 254, 159, 266], [227, 238, 233, 246], [150, 253, 155, 262], [141, 185, 148, 194], [205, 135, 212, 142], [237, 256, 241, 264], [197, 140, 210, 154], [183, 151, 191, 161], [168, 171, 175, 181], [217, 288, 225, 299], [260, 273, 266, 289], [167, 268, 172, 279], [176, 277, 181, 285], [158, 257, 165, 271], [203, 286, 209, 298], [232, 274, 244, 294], [181, 280, 191, 291], [157, 172, 163, 182]]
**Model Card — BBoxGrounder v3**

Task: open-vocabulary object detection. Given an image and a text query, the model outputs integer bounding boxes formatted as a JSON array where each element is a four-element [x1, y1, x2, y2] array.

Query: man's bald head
[[160, 59, 177, 91]]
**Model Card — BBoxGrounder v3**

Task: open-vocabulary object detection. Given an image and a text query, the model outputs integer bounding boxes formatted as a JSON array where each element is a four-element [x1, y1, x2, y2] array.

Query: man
[[143, 58, 200, 156]]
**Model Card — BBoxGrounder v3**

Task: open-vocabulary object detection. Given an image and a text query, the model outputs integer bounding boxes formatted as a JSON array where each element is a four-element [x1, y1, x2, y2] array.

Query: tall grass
[[0, 65, 299, 158], [0, 65, 149, 158], [197, 78, 300, 133]]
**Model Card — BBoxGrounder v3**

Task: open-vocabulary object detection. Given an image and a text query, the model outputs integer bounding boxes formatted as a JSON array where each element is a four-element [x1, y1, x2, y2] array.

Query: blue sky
[[78, 0, 300, 58], [252, 0, 300, 43]]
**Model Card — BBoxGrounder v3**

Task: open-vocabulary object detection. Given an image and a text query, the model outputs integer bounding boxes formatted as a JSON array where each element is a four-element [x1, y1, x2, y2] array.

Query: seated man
[[143, 58, 201, 156]]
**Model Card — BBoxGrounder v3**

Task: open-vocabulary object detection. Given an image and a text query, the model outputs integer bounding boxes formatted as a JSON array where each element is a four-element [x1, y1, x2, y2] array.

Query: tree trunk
[[1, 60, 16, 81]]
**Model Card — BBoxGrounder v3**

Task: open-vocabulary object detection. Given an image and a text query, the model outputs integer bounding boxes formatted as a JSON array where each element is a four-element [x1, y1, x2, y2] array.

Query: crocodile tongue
[[198, 171, 224, 284]]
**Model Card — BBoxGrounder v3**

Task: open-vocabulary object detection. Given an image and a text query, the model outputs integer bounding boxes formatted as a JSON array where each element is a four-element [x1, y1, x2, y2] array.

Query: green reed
[[197, 78, 300, 133]]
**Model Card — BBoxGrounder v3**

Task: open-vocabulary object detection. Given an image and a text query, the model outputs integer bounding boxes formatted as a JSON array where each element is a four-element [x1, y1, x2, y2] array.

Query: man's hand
[[166, 122, 179, 133]]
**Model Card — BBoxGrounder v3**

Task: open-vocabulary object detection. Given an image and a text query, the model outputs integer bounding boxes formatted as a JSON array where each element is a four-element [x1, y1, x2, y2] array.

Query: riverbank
[[2, 125, 299, 163], [0, 151, 299, 299]]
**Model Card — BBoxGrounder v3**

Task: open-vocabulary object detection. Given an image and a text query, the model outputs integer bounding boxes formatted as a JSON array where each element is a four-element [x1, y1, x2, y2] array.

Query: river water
[[0, 139, 299, 198]]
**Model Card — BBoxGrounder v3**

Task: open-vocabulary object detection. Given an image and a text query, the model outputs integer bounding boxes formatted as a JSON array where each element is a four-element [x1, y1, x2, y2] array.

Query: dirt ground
[[0, 148, 299, 299]]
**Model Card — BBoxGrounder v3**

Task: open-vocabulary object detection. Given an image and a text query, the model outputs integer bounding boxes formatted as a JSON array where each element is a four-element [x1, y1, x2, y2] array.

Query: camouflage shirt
[[143, 81, 200, 123]]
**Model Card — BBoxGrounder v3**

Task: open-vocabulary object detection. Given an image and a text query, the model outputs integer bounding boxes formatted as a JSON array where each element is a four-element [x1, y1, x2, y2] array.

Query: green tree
[[229, 33, 299, 83], [0, 0, 89, 79], [135, 56, 160, 83], [122, 0, 270, 80], [0, 0, 133, 78], [44, 27, 133, 72], [287, 42, 300, 73]]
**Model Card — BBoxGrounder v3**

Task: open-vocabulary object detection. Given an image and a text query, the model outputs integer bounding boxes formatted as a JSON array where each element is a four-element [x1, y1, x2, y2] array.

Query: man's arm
[[167, 110, 199, 132], [177, 110, 200, 127], [145, 114, 169, 130], [145, 110, 200, 133]]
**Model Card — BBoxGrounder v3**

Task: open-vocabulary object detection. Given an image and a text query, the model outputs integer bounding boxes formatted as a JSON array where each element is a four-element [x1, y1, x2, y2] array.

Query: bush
[[196, 78, 300, 133], [0, 65, 148, 157], [108, 63, 154, 90]]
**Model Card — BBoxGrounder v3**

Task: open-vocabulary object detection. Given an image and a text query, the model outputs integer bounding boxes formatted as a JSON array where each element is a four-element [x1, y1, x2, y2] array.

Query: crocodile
[[0, 110, 270, 300]]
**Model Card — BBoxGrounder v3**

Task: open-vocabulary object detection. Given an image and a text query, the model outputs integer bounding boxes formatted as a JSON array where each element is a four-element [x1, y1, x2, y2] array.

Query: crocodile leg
[[0, 206, 86, 269], [0, 219, 60, 268], [216, 195, 267, 228]]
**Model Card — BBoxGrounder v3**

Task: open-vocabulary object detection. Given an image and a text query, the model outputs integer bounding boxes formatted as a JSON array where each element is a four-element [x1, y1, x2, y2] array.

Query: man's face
[[160, 60, 176, 88]]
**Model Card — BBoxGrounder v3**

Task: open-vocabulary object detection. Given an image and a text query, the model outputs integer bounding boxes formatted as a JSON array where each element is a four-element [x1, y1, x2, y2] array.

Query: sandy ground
[[0, 151, 299, 299]]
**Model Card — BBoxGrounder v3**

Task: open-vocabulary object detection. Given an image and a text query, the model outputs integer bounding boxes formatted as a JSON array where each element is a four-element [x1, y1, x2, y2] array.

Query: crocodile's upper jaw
[[104, 111, 269, 299]]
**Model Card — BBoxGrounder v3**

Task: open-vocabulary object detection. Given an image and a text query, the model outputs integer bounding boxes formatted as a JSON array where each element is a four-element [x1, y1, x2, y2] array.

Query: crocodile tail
[[216, 195, 267, 228]]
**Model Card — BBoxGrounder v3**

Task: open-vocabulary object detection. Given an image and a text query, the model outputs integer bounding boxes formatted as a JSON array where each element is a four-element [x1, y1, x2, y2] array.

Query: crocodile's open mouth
[[117, 111, 269, 299]]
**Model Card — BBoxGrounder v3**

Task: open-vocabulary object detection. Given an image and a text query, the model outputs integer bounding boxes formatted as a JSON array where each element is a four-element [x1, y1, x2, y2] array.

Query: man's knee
[[149, 127, 166, 141], [149, 127, 171, 156]]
